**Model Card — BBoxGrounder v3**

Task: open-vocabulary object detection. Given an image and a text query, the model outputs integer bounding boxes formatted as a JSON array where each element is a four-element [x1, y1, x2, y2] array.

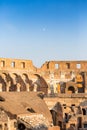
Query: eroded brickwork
[[0, 58, 87, 130], [0, 58, 87, 92]]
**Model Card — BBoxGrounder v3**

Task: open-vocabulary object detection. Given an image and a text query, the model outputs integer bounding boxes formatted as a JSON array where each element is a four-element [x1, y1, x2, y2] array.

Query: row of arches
[[0, 73, 48, 94], [0, 73, 33, 92]]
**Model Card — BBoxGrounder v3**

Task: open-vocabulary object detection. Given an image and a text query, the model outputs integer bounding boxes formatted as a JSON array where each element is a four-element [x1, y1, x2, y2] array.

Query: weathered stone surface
[[0, 58, 87, 130]]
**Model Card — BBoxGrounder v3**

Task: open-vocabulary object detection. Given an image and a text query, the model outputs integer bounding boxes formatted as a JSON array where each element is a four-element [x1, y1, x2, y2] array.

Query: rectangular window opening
[[47, 63, 49, 69], [71, 104, 75, 106], [11, 62, 15, 68], [63, 104, 66, 106], [76, 64, 81, 69], [1, 61, 5, 67], [21, 62, 25, 68], [55, 64, 59, 69], [66, 63, 70, 69]]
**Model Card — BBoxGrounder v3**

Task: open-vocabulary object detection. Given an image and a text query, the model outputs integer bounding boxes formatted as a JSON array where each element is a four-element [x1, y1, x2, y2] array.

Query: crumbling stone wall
[[1, 58, 87, 129], [44, 95, 87, 130], [0, 58, 87, 94]]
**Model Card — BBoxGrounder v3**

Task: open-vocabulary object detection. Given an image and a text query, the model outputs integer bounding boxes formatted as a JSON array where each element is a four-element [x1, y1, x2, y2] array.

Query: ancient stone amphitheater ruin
[[0, 57, 87, 130]]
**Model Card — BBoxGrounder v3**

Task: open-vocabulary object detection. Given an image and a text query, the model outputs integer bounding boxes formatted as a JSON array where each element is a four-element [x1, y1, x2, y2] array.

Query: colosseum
[[0, 57, 87, 130]]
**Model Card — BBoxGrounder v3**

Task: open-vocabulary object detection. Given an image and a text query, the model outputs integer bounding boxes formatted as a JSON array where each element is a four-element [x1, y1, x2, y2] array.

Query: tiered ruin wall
[[1, 58, 87, 78], [0, 58, 87, 93], [0, 58, 87, 130]]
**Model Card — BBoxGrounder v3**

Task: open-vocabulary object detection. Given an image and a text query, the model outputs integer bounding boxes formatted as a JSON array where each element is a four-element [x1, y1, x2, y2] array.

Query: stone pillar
[[26, 83, 30, 92], [33, 84, 37, 92], [54, 83, 57, 93], [48, 85, 51, 94], [0, 83, 2, 92], [17, 83, 21, 92], [83, 72, 87, 93], [6, 81, 11, 92], [49, 73, 55, 95], [85, 86, 87, 93]]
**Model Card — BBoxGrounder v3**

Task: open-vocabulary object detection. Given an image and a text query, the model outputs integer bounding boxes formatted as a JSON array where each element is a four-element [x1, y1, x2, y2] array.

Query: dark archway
[[68, 86, 75, 93], [0, 75, 6, 91], [9, 73, 17, 91], [34, 74, 48, 95], [13, 73, 26, 91], [18, 123, 26, 130], [22, 73, 34, 91], [22, 74, 29, 83]]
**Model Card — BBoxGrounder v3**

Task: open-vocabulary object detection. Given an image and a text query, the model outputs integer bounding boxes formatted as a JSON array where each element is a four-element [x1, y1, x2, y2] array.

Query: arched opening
[[13, 73, 26, 91], [0, 75, 6, 91], [22, 74, 31, 91], [68, 86, 75, 93], [18, 123, 26, 130], [34, 74, 48, 95], [0, 96, 5, 101], [2, 73, 14, 92], [22, 74, 29, 83], [9, 73, 17, 91]]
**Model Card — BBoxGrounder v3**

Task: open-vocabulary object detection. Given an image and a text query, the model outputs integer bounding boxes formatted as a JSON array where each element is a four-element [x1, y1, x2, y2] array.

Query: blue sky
[[0, 0, 87, 67]]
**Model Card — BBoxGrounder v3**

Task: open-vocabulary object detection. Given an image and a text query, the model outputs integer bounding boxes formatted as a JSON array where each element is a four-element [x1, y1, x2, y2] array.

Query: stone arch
[[0, 75, 6, 91], [22, 73, 34, 91], [18, 123, 26, 130], [34, 74, 48, 94], [10, 73, 17, 85], [22, 73, 28, 82], [68, 86, 75, 93], [2, 73, 14, 92], [22, 73, 30, 91], [1, 73, 8, 79], [66, 81, 77, 94], [8, 73, 17, 91], [13, 73, 26, 91]]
